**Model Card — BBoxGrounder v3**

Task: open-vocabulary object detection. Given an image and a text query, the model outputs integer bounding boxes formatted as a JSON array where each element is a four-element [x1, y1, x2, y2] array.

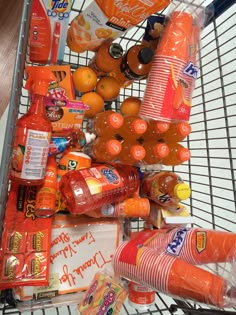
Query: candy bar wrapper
[[78, 271, 127, 315], [0, 183, 52, 289]]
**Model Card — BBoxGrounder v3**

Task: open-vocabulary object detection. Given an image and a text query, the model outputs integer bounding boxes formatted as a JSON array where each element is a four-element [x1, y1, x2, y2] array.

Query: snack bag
[[78, 271, 127, 315], [67, 0, 170, 53]]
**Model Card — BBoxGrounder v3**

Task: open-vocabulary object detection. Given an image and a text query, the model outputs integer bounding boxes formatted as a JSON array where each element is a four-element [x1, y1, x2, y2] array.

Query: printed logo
[[68, 160, 78, 171], [196, 231, 206, 253], [47, 0, 71, 20], [83, 280, 98, 306], [166, 228, 189, 256], [101, 168, 119, 184], [97, 289, 115, 315], [183, 62, 198, 79]]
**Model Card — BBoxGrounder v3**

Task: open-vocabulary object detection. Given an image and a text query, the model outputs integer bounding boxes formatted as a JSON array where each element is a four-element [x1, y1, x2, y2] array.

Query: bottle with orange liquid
[[141, 171, 191, 211], [162, 143, 191, 166], [142, 120, 170, 141], [10, 67, 55, 186], [142, 141, 170, 165], [89, 42, 124, 77], [59, 163, 140, 215], [110, 45, 154, 88], [116, 140, 146, 166], [35, 156, 57, 218], [161, 121, 192, 143], [90, 110, 124, 137], [84, 137, 122, 163], [118, 116, 148, 141]]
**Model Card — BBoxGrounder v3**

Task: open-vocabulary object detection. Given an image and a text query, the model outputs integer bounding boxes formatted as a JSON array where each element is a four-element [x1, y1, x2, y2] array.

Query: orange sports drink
[[142, 141, 170, 165], [162, 142, 191, 166], [142, 120, 170, 141], [118, 116, 148, 141], [116, 141, 146, 165], [161, 122, 192, 143], [140, 10, 201, 122], [91, 110, 124, 137]]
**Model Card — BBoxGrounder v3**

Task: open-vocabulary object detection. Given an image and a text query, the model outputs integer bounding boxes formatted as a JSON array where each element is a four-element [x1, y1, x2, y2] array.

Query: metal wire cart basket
[[0, 0, 236, 314]]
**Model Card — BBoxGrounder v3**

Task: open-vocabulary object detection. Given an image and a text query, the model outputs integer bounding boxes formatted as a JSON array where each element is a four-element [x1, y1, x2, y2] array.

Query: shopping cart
[[0, 0, 236, 314]]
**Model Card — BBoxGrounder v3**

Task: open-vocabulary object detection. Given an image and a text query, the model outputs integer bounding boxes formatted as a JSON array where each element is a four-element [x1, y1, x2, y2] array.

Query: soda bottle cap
[[130, 145, 146, 161], [153, 143, 170, 158], [109, 43, 124, 59], [154, 121, 170, 133], [107, 112, 124, 129], [177, 147, 191, 162], [132, 119, 148, 135], [177, 122, 192, 137], [174, 183, 191, 200], [106, 139, 122, 155], [138, 47, 154, 64]]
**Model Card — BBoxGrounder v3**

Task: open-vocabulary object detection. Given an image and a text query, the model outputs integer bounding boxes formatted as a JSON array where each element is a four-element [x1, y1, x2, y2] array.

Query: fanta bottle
[[141, 171, 191, 211], [161, 121, 192, 143], [117, 140, 146, 165], [59, 163, 140, 215], [91, 110, 124, 137], [118, 116, 148, 140], [142, 120, 170, 141], [84, 137, 122, 162], [142, 141, 170, 165], [162, 143, 191, 166]]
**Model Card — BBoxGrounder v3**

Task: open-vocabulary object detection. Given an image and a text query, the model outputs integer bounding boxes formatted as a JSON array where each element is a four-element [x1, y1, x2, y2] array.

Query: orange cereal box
[[67, 0, 170, 53]]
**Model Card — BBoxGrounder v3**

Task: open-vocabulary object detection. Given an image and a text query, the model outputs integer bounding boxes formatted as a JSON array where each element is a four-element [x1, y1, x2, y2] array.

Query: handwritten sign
[[48, 216, 121, 294]]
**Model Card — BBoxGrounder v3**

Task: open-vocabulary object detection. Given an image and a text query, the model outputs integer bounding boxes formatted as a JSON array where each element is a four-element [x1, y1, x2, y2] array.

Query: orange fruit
[[72, 66, 97, 93], [120, 97, 141, 116], [81, 92, 105, 118], [96, 76, 120, 101]]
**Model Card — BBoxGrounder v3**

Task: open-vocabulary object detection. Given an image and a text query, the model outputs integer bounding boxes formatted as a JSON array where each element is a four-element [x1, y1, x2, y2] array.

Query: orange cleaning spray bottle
[[10, 67, 56, 186]]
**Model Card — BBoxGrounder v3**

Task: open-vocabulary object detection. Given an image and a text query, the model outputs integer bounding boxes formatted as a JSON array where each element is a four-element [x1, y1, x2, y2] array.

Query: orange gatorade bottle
[[84, 137, 122, 163], [162, 143, 191, 166], [91, 110, 124, 137], [142, 120, 170, 141], [117, 141, 146, 165], [162, 122, 192, 143], [142, 141, 170, 165], [118, 116, 148, 141], [141, 171, 191, 211]]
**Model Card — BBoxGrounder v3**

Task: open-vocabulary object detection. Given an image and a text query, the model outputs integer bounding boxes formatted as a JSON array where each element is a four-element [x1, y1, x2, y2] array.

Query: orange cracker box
[[67, 0, 170, 53], [0, 183, 52, 289]]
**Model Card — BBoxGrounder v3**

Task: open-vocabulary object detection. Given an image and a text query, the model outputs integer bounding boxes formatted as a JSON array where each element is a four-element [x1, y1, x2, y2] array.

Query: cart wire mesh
[[0, 0, 236, 314]]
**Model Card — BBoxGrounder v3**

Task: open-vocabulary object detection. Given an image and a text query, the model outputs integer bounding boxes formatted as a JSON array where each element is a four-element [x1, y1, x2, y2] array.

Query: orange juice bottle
[[143, 141, 170, 165], [117, 141, 146, 165], [84, 137, 122, 162], [141, 171, 191, 211], [91, 110, 124, 137], [162, 143, 191, 166], [118, 116, 148, 141], [162, 122, 192, 143], [141, 120, 170, 141], [35, 156, 57, 218], [89, 42, 124, 76]]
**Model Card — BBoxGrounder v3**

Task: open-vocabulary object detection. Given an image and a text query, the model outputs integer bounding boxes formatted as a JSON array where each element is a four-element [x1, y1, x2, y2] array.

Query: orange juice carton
[[145, 202, 194, 229], [29, 0, 73, 64], [15, 215, 123, 300], [0, 183, 52, 290], [67, 0, 171, 53]]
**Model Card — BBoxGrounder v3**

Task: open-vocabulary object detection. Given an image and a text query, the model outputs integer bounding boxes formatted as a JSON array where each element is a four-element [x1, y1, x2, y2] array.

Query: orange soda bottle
[[91, 110, 124, 137], [59, 163, 140, 215], [141, 171, 191, 211], [142, 120, 170, 141], [84, 137, 122, 162], [162, 143, 191, 166], [117, 140, 146, 165], [35, 156, 57, 218], [161, 121, 192, 142], [142, 141, 170, 165], [118, 116, 148, 140]]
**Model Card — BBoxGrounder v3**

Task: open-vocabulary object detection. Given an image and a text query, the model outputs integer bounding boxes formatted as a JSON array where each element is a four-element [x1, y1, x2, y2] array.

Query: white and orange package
[[78, 271, 127, 315], [67, 0, 170, 53]]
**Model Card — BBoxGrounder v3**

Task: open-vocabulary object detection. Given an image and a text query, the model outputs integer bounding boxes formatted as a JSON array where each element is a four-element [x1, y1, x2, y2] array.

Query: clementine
[[120, 96, 141, 116], [96, 76, 120, 101], [81, 92, 105, 118], [72, 66, 97, 93]]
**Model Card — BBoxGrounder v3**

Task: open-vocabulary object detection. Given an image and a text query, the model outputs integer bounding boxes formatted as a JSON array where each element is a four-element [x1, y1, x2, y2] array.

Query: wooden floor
[[0, 0, 24, 118]]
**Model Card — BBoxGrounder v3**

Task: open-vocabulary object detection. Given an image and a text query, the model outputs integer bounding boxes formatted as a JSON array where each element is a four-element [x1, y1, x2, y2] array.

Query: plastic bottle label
[[11, 128, 51, 180], [79, 165, 124, 195]]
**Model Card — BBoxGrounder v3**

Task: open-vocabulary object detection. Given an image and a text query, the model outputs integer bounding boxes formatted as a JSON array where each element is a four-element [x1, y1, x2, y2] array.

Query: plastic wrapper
[[0, 183, 52, 289], [139, 0, 206, 122], [113, 227, 236, 308], [78, 271, 128, 315]]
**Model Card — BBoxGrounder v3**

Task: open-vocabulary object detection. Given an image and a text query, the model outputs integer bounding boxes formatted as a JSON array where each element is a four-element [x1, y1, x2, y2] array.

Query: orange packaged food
[[67, 0, 170, 53]]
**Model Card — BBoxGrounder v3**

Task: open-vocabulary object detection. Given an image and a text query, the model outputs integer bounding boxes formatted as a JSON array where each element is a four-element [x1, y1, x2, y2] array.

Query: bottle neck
[[28, 94, 46, 115]]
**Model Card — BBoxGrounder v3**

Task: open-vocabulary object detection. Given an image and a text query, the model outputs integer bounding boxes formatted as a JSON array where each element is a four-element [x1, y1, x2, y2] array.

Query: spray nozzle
[[25, 66, 56, 96]]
